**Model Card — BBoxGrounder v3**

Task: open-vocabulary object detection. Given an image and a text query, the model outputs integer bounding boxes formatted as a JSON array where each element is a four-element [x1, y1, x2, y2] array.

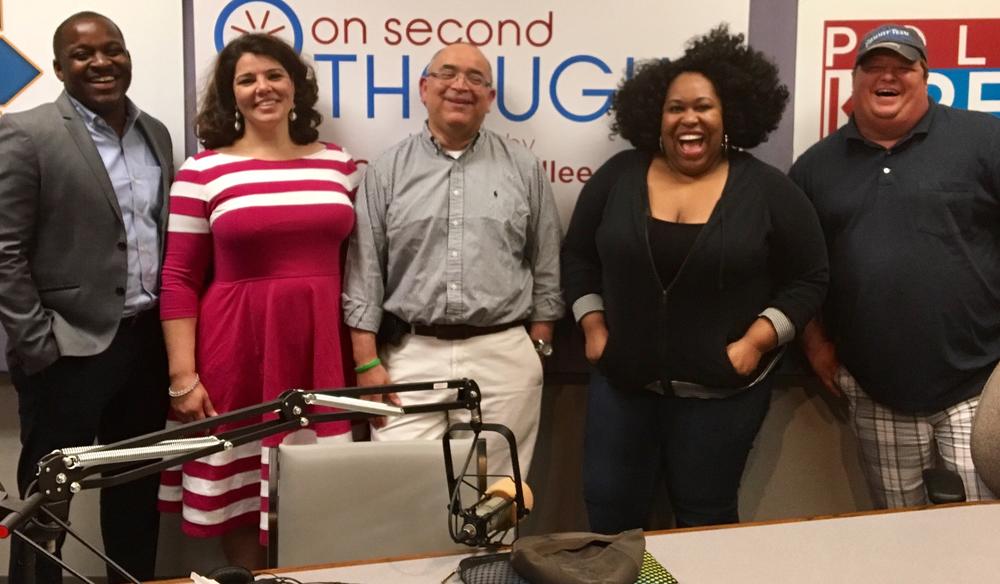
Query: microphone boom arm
[[1, 379, 483, 538]]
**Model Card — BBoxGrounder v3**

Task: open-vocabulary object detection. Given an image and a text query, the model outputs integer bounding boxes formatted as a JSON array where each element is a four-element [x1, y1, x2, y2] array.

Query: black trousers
[[9, 310, 169, 584]]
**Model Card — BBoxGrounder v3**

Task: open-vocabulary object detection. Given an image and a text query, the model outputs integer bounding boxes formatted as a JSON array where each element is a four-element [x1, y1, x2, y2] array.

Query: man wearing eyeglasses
[[343, 43, 564, 479]]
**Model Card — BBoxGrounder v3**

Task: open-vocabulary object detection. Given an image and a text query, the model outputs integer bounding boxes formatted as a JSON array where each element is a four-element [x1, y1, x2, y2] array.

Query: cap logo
[[863, 26, 917, 50]]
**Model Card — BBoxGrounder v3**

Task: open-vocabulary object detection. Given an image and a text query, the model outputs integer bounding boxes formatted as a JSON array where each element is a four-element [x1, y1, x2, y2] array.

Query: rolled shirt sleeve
[[342, 163, 389, 334], [526, 158, 565, 322]]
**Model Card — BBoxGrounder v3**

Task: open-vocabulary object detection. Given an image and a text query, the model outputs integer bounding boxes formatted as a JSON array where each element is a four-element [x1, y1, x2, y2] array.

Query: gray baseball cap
[[856, 24, 927, 65]]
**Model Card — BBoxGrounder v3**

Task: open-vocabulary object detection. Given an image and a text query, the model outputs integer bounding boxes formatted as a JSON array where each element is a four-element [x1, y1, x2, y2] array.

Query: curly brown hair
[[612, 24, 788, 152], [197, 33, 321, 149]]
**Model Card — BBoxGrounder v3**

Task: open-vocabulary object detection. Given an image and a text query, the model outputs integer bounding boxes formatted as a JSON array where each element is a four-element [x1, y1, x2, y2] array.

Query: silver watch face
[[534, 339, 554, 357]]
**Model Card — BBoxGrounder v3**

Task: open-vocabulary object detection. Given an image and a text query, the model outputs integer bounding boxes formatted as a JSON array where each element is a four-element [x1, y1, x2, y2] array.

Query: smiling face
[[852, 50, 929, 143], [660, 72, 725, 178], [54, 15, 131, 118], [419, 43, 496, 147], [232, 52, 295, 133]]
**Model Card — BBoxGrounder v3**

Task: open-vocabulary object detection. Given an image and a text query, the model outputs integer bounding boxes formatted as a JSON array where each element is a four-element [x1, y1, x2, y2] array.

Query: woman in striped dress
[[158, 33, 358, 568]]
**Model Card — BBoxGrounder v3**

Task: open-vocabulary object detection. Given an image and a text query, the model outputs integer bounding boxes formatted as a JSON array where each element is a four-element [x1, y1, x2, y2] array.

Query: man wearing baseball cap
[[790, 23, 1000, 508], [855, 24, 927, 64]]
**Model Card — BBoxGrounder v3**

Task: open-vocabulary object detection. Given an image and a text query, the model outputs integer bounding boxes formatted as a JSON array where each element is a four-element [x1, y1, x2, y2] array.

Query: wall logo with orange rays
[[214, 0, 303, 53]]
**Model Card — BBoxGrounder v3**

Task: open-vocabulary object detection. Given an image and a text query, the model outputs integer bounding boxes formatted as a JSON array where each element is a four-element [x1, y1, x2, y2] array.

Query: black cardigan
[[561, 149, 829, 391]]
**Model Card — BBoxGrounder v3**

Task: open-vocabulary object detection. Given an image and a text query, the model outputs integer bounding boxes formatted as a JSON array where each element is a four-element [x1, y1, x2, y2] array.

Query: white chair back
[[269, 439, 477, 567]]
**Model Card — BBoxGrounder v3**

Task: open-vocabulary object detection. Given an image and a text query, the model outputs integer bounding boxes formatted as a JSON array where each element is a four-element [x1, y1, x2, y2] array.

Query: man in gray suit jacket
[[0, 12, 172, 583]]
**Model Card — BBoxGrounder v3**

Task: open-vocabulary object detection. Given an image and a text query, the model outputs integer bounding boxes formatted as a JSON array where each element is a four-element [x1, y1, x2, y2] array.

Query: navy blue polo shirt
[[790, 101, 1000, 413]]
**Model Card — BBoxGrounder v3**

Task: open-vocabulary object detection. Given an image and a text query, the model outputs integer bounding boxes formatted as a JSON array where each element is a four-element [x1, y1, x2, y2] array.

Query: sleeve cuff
[[342, 298, 382, 334], [530, 294, 567, 322], [572, 294, 605, 323], [20, 337, 60, 376], [759, 307, 795, 345]]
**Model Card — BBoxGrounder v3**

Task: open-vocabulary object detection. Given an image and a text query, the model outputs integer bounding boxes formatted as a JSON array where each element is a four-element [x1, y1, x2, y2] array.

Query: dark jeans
[[9, 310, 169, 584], [583, 372, 771, 533]]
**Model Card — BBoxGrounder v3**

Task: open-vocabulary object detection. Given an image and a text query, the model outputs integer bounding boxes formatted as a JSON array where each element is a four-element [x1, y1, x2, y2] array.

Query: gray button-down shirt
[[69, 96, 162, 316], [343, 125, 564, 332]]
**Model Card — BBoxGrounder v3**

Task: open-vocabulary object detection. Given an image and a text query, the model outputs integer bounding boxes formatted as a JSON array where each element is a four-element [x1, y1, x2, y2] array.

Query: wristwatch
[[532, 338, 554, 357]]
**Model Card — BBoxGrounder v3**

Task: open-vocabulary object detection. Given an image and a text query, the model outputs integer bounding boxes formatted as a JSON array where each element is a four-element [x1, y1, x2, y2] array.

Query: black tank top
[[647, 217, 703, 286]]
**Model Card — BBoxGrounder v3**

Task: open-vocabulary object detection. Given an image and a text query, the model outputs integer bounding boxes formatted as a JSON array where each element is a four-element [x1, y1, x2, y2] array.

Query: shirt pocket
[[484, 172, 530, 252], [909, 181, 975, 238]]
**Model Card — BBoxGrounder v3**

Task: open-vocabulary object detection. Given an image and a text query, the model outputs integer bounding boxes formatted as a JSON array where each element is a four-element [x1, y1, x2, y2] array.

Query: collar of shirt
[[67, 94, 142, 137], [421, 121, 483, 158], [845, 97, 936, 149]]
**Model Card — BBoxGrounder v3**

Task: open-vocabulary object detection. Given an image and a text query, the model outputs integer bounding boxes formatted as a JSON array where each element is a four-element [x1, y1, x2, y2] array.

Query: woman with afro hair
[[562, 25, 828, 532]]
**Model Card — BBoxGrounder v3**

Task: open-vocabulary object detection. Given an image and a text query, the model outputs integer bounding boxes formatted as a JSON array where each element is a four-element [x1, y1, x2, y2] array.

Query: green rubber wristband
[[354, 357, 382, 373]]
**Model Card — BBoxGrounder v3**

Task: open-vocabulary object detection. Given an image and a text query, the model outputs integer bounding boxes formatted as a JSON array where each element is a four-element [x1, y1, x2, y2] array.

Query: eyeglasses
[[425, 68, 492, 88]]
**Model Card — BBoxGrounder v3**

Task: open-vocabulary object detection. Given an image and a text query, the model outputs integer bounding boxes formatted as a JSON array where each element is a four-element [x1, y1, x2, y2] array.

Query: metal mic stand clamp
[[443, 418, 529, 548]]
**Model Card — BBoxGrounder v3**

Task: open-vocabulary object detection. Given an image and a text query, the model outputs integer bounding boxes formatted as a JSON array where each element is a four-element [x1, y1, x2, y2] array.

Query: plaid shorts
[[836, 367, 996, 508]]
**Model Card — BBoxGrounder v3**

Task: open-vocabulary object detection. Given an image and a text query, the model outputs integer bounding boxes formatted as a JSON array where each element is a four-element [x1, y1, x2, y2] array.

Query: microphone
[[457, 478, 534, 545]]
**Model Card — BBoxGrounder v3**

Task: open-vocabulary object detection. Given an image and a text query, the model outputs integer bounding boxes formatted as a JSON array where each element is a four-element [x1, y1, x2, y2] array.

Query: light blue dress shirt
[[69, 96, 162, 316]]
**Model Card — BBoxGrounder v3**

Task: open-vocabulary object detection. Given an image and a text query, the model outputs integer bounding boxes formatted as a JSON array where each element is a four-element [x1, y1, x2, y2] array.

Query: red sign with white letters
[[820, 19, 1000, 137]]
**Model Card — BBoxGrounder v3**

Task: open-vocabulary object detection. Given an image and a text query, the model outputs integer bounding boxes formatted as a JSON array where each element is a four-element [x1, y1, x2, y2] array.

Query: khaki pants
[[372, 326, 543, 480]]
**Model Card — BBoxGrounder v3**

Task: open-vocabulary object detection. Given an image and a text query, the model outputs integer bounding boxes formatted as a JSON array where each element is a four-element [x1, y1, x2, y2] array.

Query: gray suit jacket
[[0, 91, 174, 374]]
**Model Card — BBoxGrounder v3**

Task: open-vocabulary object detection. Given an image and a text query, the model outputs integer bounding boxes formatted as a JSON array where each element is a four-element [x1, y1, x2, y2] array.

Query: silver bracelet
[[168, 374, 200, 398]]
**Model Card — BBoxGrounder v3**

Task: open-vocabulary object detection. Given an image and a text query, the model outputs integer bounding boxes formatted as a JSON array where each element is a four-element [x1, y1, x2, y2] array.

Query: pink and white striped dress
[[157, 143, 359, 543]]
